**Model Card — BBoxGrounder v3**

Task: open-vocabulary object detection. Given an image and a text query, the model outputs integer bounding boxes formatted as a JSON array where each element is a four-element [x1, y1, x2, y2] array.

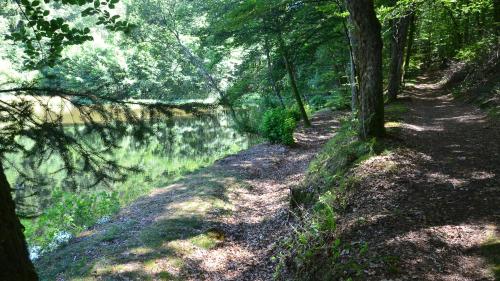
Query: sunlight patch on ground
[[385, 121, 402, 128], [470, 171, 496, 180]]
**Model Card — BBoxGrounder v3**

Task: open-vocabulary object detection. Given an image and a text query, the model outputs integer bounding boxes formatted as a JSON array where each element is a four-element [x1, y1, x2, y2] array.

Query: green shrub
[[456, 36, 497, 63], [324, 90, 351, 111], [260, 107, 297, 145], [288, 103, 313, 122], [308, 95, 329, 110], [23, 189, 120, 250], [275, 189, 369, 280]]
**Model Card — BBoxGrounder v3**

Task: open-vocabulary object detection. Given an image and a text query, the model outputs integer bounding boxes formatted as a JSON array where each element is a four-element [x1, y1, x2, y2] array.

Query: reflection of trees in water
[[12, 112, 250, 217]]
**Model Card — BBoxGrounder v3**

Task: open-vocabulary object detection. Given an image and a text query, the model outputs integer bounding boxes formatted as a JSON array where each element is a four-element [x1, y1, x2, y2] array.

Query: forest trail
[[35, 74, 499, 281], [340, 74, 500, 280], [35, 109, 344, 280]]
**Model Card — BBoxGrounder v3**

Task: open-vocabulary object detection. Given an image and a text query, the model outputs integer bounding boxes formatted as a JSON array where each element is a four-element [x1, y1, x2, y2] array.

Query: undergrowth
[[448, 37, 499, 119], [260, 107, 298, 145], [275, 118, 381, 281]]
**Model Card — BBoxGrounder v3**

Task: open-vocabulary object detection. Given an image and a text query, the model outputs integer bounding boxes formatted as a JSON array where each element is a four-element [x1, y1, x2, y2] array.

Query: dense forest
[[0, 0, 498, 280]]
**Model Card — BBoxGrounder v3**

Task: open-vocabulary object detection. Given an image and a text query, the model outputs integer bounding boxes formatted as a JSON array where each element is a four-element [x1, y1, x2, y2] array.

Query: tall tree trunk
[[388, 15, 410, 102], [169, 30, 229, 104], [345, 13, 359, 112], [334, 0, 359, 111], [345, 0, 385, 139], [264, 37, 285, 108], [495, 0, 500, 34], [403, 13, 416, 85], [0, 161, 38, 281], [349, 54, 358, 111], [278, 33, 311, 127]]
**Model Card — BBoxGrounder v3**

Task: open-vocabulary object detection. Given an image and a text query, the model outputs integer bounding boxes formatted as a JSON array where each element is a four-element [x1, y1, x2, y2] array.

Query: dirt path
[[341, 75, 499, 280], [35, 110, 343, 281], [183, 110, 342, 280]]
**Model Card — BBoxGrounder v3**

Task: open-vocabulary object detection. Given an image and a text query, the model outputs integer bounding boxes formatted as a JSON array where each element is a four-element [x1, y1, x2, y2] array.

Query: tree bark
[[278, 33, 311, 127], [345, 12, 359, 112], [387, 15, 410, 102], [345, 0, 385, 139], [349, 54, 358, 111], [495, 0, 500, 33], [334, 0, 358, 111], [403, 13, 416, 85], [0, 161, 39, 281]]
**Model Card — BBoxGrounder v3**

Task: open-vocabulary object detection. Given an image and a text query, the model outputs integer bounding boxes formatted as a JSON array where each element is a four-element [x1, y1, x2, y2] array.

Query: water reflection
[[10, 110, 254, 219]]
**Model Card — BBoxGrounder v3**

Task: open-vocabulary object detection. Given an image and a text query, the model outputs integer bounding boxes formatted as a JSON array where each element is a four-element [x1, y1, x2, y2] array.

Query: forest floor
[[339, 74, 499, 280], [35, 74, 499, 281], [35, 108, 344, 280]]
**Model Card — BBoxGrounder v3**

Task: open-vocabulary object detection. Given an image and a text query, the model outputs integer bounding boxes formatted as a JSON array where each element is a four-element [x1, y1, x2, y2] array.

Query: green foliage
[[478, 237, 500, 280], [288, 103, 313, 122], [260, 107, 297, 145], [5, 0, 132, 67], [23, 189, 120, 248], [308, 90, 351, 111], [277, 187, 369, 280], [456, 37, 498, 63], [324, 90, 352, 111]]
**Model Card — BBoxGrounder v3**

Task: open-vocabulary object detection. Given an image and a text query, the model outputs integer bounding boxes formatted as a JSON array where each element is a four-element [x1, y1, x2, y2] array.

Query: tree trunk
[[349, 54, 358, 111], [264, 37, 285, 107], [345, 13, 359, 112], [334, 0, 358, 111], [0, 161, 39, 281], [345, 0, 385, 139], [403, 13, 416, 85], [278, 33, 311, 127], [387, 15, 410, 102], [495, 0, 500, 33]]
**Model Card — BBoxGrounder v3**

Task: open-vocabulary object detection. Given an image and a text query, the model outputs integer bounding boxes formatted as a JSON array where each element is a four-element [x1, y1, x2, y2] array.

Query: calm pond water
[[6, 110, 256, 249]]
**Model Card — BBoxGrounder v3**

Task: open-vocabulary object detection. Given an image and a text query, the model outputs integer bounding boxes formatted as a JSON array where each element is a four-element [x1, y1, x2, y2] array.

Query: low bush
[[260, 107, 297, 146], [288, 103, 313, 122], [324, 90, 351, 111], [23, 189, 120, 253]]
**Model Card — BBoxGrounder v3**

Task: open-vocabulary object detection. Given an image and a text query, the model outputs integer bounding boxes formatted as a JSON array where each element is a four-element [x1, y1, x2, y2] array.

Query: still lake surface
[[6, 109, 256, 249]]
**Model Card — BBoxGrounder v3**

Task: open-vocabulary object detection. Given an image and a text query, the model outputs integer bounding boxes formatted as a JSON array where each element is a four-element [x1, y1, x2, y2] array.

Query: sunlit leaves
[[5, 0, 133, 68]]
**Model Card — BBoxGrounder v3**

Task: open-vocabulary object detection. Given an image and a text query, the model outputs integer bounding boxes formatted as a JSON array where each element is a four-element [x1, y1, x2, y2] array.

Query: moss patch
[[478, 237, 500, 280]]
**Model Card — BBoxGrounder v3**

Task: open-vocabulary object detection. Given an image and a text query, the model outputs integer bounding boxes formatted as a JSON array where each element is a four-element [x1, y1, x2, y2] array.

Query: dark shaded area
[[338, 75, 499, 280]]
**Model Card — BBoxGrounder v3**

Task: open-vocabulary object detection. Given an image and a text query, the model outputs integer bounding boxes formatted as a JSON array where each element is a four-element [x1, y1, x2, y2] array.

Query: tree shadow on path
[[339, 75, 499, 280]]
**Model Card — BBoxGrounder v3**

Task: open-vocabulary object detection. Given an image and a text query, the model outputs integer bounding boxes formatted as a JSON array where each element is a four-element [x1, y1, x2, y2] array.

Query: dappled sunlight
[[33, 110, 343, 280], [401, 123, 431, 132], [336, 74, 500, 280], [470, 171, 496, 180]]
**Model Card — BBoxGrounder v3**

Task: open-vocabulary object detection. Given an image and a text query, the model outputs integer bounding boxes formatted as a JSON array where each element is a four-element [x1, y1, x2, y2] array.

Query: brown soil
[[183, 110, 344, 280], [339, 75, 499, 280]]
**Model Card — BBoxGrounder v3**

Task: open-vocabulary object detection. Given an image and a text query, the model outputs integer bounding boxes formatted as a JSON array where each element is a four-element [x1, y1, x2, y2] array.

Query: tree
[[0, 1, 133, 279], [496, 0, 500, 25], [205, 0, 314, 126], [278, 31, 311, 127], [403, 12, 416, 84], [0, 161, 38, 280], [345, 0, 385, 139], [387, 7, 412, 102]]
